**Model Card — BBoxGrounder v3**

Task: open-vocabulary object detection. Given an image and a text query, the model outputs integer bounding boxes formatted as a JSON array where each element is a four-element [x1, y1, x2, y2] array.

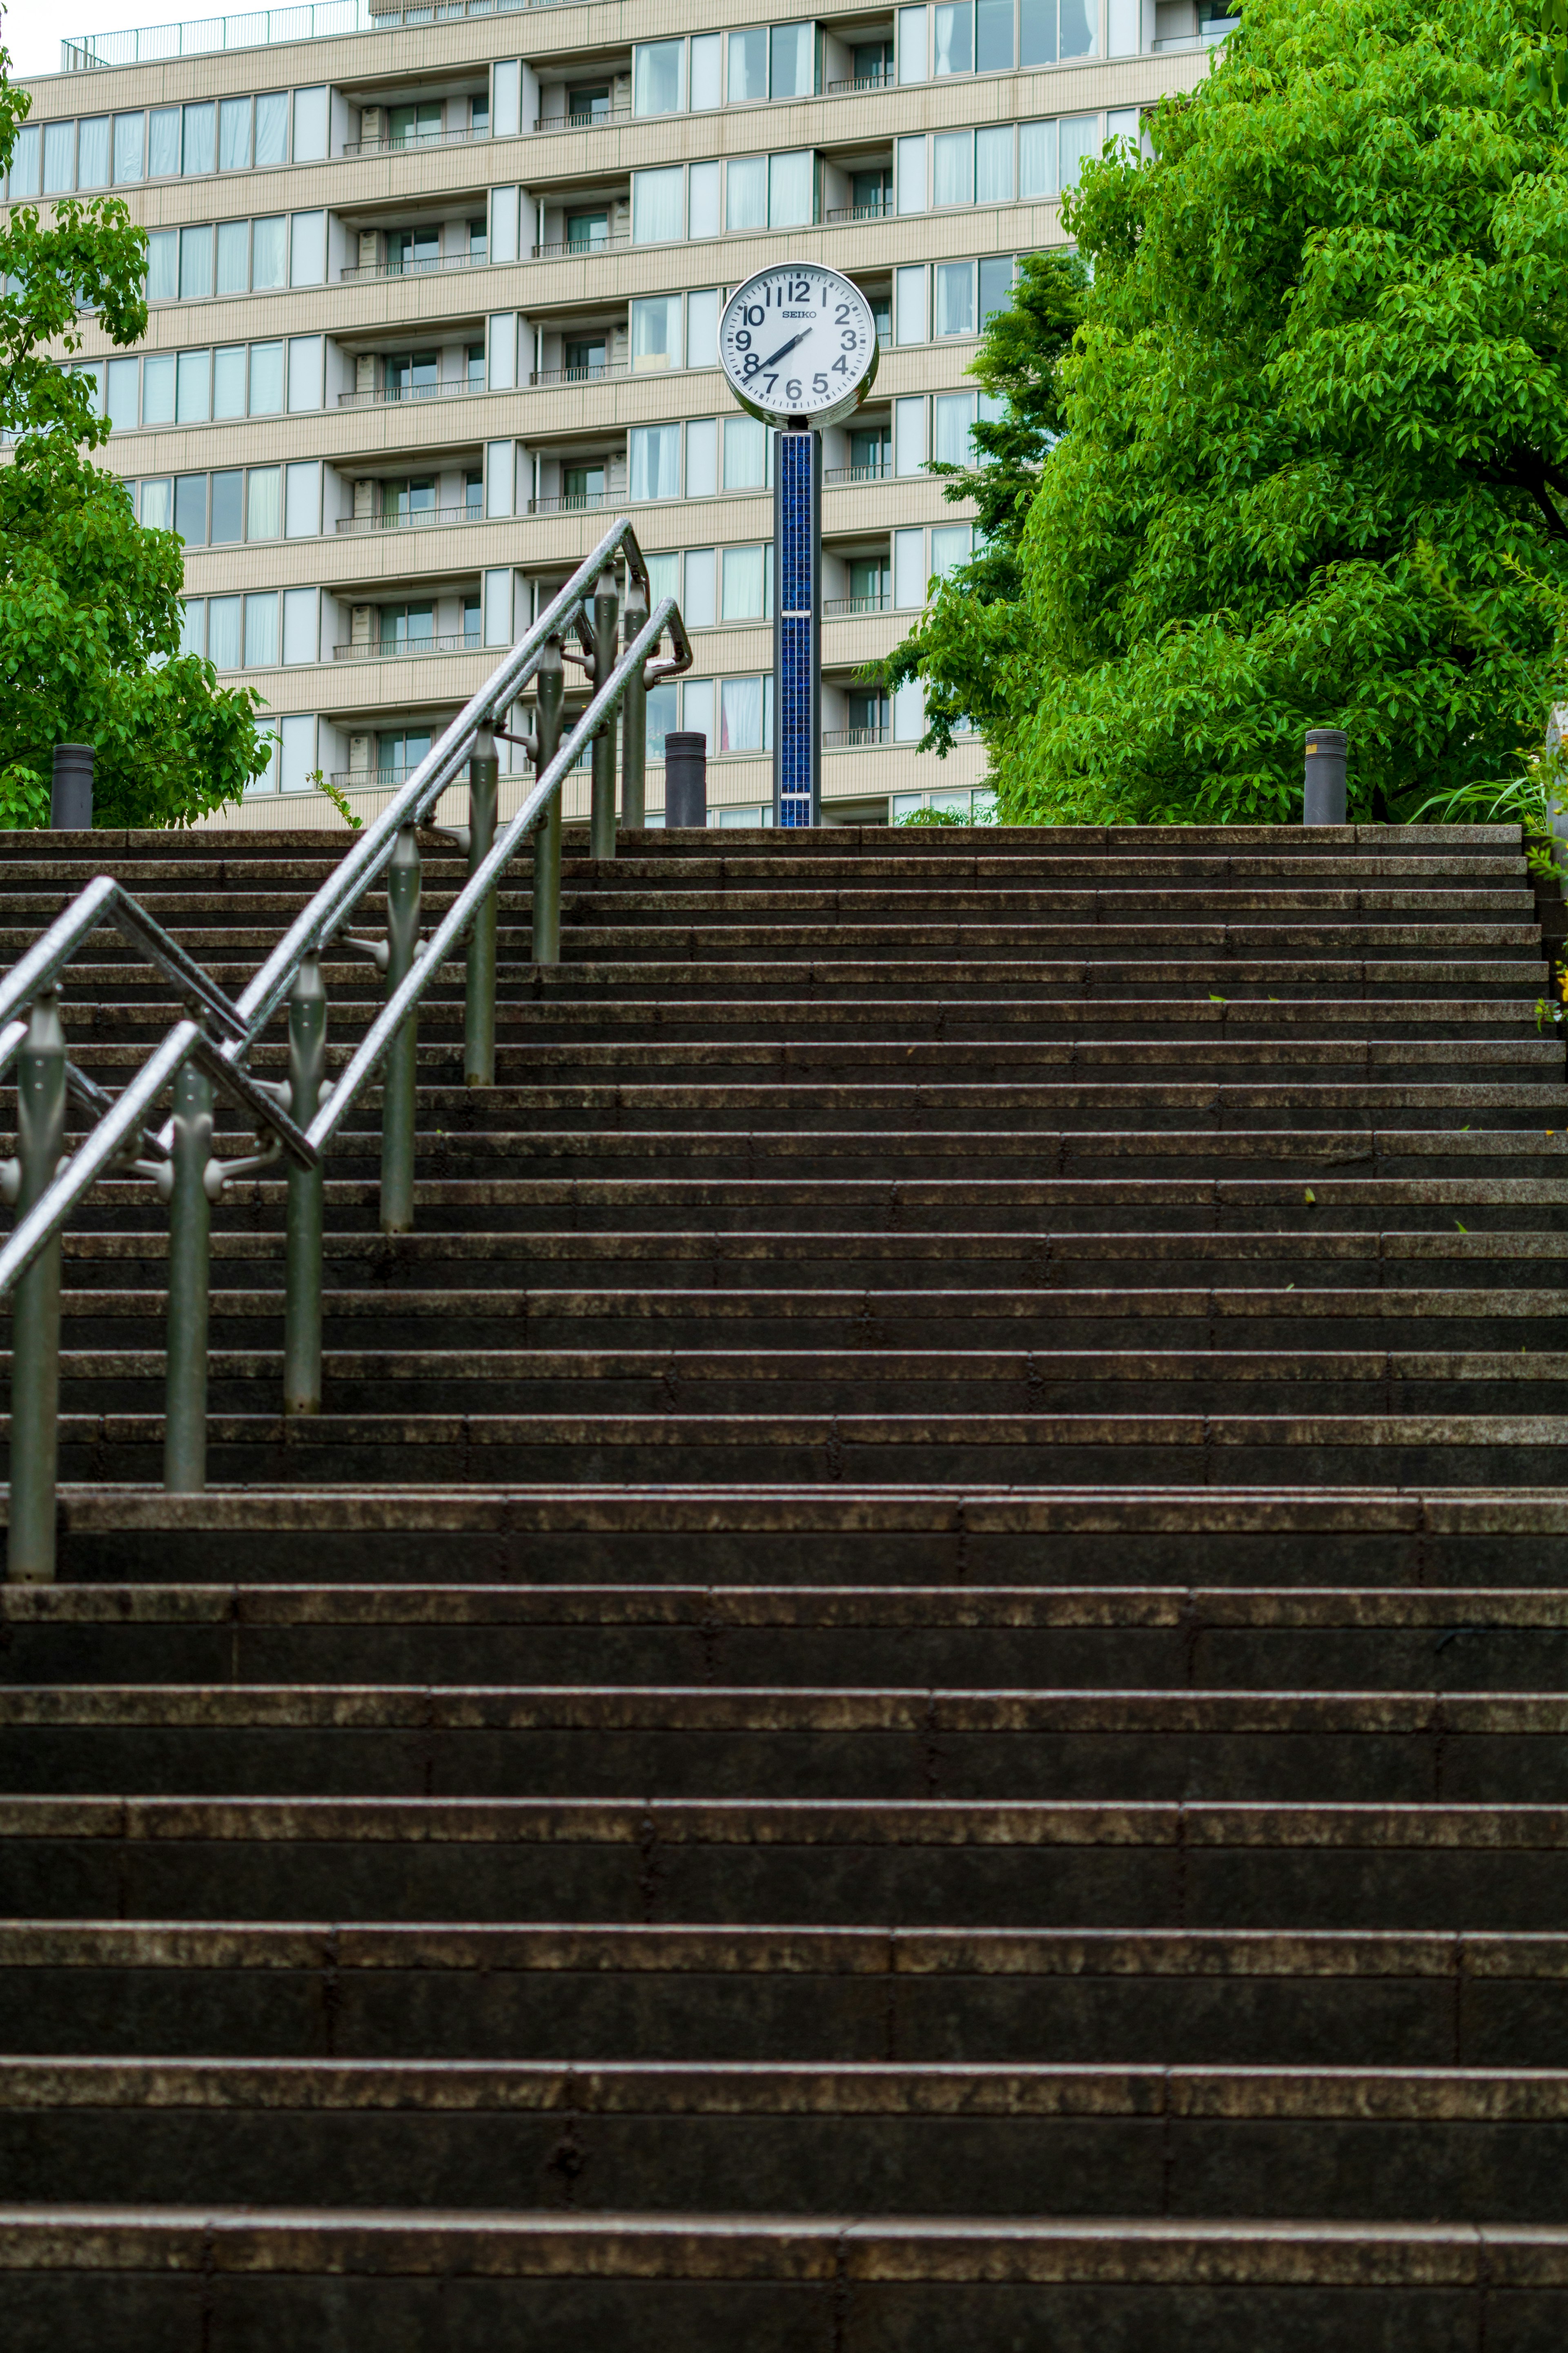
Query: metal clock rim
[[719, 264, 880, 432]]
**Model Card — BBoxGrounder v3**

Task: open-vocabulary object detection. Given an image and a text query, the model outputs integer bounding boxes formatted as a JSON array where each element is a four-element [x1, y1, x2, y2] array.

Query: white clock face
[[719, 268, 879, 428]]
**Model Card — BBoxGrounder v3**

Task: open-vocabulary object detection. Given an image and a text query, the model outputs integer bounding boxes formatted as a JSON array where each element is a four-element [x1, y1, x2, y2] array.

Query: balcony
[[824, 460, 893, 486], [338, 379, 482, 410], [531, 232, 632, 260], [824, 726, 891, 747], [333, 630, 482, 661], [824, 593, 891, 618], [341, 126, 490, 156], [528, 489, 613, 515], [827, 70, 896, 92], [529, 362, 630, 387], [341, 252, 490, 285], [534, 104, 633, 132], [826, 198, 893, 223], [336, 504, 486, 535]]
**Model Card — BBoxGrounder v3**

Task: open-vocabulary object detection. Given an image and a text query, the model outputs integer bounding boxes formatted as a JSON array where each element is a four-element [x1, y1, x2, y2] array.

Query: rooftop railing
[[63, 0, 562, 67]]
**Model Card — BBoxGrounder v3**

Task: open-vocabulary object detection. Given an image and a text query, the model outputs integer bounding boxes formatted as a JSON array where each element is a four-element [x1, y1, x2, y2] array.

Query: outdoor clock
[[719, 264, 880, 431]]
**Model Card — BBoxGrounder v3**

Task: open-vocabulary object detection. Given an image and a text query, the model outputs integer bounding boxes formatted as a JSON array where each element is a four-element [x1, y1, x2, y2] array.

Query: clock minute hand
[[755, 328, 811, 372]]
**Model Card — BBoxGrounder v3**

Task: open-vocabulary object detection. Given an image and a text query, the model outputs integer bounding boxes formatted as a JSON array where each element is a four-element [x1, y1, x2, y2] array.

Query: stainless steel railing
[[0, 517, 690, 1581]]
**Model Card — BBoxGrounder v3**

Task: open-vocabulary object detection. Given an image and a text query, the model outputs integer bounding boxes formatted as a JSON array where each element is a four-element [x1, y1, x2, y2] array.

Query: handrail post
[[532, 636, 564, 966], [163, 1059, 212, 1493], [621, 572, 647, 831], [465, 727, 499, 1086], [283, 952, 327, 1413], [380, 825, 421, 1234], [590, 567, 619, 861], [7, 989, 67, 1581]]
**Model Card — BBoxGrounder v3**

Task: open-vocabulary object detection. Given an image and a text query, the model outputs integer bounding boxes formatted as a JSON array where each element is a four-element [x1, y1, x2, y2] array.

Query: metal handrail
[[0, 517, 690, 1582]]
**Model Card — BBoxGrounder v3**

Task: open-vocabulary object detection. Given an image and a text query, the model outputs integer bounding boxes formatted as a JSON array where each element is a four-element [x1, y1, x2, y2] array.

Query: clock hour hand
[[754, 328, 811, 372]]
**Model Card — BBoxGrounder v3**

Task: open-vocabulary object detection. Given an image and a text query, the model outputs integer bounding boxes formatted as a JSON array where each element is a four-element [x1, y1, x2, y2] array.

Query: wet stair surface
[[4, 820, 1568, 2344]]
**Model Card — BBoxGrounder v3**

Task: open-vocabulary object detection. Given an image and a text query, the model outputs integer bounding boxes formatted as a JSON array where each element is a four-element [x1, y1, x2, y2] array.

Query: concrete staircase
[[5, 817, 1568, 2347]]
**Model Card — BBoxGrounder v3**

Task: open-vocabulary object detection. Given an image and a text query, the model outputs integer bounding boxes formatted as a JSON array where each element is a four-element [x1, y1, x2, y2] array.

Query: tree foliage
[[0, 47, 267, 828], [903, 0, 1568, 823]]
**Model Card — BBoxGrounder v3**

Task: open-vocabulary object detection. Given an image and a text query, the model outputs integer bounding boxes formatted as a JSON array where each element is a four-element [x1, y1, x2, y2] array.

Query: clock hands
[[753, 328, 811, 372]]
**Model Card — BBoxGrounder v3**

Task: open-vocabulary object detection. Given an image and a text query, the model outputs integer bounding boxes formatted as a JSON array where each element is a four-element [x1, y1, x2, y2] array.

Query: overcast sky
[[4, 0, 166, 79]]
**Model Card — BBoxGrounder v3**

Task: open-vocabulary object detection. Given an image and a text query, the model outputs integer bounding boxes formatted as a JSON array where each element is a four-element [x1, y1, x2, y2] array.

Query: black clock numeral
[[813, 372, 828, 395]]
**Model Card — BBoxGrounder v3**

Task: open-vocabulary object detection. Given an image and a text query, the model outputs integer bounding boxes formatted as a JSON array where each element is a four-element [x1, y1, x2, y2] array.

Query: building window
[[633, 40, 685, 116]]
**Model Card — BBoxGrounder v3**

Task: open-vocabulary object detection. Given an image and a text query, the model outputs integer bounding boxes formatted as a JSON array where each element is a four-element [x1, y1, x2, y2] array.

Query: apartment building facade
[[18, 0, 1225, 830]]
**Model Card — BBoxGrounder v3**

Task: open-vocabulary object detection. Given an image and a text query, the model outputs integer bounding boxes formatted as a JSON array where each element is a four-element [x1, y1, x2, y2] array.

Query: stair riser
[[9, 2103, 1568, 2221], [0, 1965, 1561, 2068]]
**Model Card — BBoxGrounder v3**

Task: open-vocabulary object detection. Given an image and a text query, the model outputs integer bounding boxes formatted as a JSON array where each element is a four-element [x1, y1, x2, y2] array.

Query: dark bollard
[[1303, 728, 1348, 825], [50, 743, 94, 831], [664, 731, 708, 828]]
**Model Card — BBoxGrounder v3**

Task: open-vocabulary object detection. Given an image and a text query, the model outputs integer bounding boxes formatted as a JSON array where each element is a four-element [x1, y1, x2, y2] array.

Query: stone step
[[7, 1791, 1568, 1927], [0, 2206, 1556, 2353], [5, 1580, 1568, 1691], [7, 1920, 1568, 2065]]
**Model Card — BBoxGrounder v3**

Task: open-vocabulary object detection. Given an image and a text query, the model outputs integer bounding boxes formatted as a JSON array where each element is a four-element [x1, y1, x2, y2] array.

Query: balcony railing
[[824, 459, 892, 485], [340, 251, 489, 284], [335, 504, 486, 535], [826, 70, 895, 92], [824, 593, 891, 617], [341, 126, 490, 156], [330, 769, 419, 790], [823, 725, 890, 747], [337, 378, 483, 409], [826, 198, 893, 223], [332, 631, 483, 661], [534, 103, 633, 131], [531, 232, 632, 259], [528, 488, 615, 514], [529, 361, 630, 387]]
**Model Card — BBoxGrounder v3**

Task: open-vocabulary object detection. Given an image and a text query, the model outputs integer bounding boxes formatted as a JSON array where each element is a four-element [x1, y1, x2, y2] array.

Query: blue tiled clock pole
[[719, 263, 879, 834], [773, 430, 822, 830]]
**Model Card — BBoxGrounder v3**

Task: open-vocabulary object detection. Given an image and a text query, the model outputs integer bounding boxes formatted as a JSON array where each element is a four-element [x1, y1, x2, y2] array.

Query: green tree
[[0, 49, 267, 828], [876, 252, 1088, 756], [924, 0, 1568, 824]]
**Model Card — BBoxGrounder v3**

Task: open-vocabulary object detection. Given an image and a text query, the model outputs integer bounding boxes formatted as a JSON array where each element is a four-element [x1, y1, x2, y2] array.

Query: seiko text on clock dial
[[719, 268, 879, 429]]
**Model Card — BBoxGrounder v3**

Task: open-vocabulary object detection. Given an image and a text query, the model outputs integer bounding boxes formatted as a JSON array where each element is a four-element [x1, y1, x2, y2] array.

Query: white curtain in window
[[976, 124, 1014, 202], [244, 593, 279, 669], [182, 103, 215, 175], [681, 678, 714, 749], [632, 294, 681, 366], [1059, 113, 1101, 190], [895, 264, 928, 345], [179, 225, 213, 300], [933, 0, 973, 72], [933, 393, 974, 466], [249, 343, 284, 415], [106, 357, 139, 431], [931, 524, 972, 582], [633, 167, 685, 243], [722, 546, 765, 621], [893, 529, 926, 609], [208, 596, 242, 670], [112, 114, 143, 183], [646, 552, 679, 609], [721, 676, 763, 752], [254, 92, 288, 165], [897, 1, 929, 78], [178, 599, 205, 658], [723, 416, 767, 491], [292, 87, 328, 162], [77, 118, 109, 188], [251, 216, 286, 288], [216, 221, 249, 295], [1019, 118, 1058, 198], [280, 714, 316, 792], [770, 22, 814, 95], [219, 97, 252, 170], [43, 120, 75, 193], [145, 231, 176, 301], [246, 468, 281, 540], [633, 41, 684, 115], [934, 261, 976, 337], [933, 131, 973, 207], [768, 150, 813, 227], [630, 423, 682, 500], [141, 356, 175, 424], [175, 350, 210, 423], [149, 108, 180, 177], [726, 156, 767, 232]]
